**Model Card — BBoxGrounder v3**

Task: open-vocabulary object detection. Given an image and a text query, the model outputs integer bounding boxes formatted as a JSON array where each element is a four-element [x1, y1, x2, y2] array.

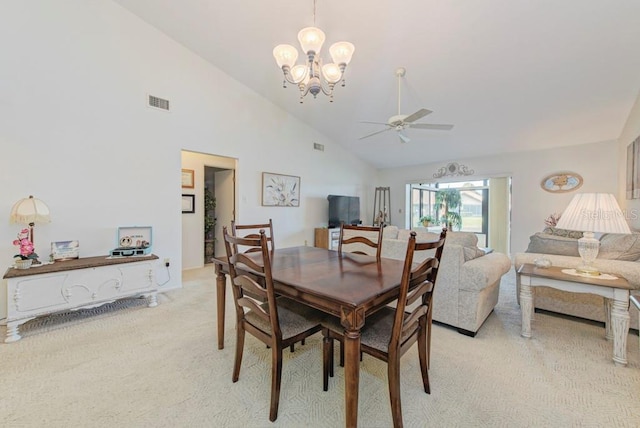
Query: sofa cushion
[[382, 225, 399, 239], [598, 233, 640, 261], [525, 232, 579, 257]]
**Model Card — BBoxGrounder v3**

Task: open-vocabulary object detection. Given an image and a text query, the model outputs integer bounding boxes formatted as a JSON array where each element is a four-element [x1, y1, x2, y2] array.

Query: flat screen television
[[327, 195, 361, 228]]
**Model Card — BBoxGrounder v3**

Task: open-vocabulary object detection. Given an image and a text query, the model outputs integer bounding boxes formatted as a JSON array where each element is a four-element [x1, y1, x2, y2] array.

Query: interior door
[[214, 169, 235, 258]]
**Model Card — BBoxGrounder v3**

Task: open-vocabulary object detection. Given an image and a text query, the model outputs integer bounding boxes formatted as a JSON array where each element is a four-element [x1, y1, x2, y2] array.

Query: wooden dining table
[[213, 245, 407, 428]]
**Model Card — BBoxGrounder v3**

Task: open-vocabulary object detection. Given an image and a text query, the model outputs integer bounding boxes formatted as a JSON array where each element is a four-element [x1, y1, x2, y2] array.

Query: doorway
[[181, 150, 236, 270]]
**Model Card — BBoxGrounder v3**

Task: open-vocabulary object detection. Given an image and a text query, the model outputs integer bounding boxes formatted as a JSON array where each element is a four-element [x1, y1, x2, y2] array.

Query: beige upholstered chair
[[223, 227, 323, 422], [322, 229, 447, 427]]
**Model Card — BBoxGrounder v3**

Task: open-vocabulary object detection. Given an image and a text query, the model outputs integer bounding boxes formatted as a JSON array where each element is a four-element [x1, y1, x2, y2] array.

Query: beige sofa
[[514, 228, 640, 327], [359, 226, 512, 336]]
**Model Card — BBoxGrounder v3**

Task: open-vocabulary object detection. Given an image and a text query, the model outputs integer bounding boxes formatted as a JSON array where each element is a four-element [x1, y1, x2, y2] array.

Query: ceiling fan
[[359, 67, 453, 144]]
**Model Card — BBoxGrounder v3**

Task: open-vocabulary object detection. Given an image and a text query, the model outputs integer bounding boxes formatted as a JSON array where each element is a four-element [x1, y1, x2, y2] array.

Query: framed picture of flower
[[262, 172, 300, 207]]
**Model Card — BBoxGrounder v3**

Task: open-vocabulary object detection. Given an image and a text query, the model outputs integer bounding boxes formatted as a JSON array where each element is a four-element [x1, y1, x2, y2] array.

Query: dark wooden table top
[[3, 254, 159, 279]]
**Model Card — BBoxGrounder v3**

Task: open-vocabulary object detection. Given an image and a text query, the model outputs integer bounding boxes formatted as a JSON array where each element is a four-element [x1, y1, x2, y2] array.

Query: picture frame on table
[[262, 172, 300, 207], [51, 240, 80, 261], [182, 194, 195, 213]]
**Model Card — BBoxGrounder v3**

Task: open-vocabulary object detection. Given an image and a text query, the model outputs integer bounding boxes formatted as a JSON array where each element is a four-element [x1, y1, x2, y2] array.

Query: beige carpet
[[2, 266, 640, 427]]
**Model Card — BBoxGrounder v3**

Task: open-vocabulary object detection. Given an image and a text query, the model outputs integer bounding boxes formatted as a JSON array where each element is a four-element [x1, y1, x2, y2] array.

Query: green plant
[[419, 215, 435, 225], [434, 189, 462, 230], [204, 187, 216, 239]]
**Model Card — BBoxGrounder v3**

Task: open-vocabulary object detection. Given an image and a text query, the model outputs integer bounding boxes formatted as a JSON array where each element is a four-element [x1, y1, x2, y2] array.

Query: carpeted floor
[[1, 266, 640, 427]]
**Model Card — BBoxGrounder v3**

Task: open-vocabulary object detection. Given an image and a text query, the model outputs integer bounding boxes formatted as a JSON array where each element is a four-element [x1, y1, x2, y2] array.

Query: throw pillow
[[598, 233, 640, 261], [463, 246, 486, 261], [542, 227, 584, 239], [525, 232, 580, 256]]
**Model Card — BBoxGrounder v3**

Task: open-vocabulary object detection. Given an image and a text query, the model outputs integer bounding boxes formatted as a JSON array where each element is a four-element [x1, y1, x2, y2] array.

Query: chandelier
[[272, 0, 355, 103]]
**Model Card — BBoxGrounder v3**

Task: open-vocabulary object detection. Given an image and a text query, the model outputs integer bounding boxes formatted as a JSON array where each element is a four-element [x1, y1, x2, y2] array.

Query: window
[[409, 180, 489, 246]]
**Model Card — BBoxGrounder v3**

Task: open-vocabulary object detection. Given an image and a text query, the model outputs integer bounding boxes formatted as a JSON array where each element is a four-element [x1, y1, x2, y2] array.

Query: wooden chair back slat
[[338, 224, 384, 260]]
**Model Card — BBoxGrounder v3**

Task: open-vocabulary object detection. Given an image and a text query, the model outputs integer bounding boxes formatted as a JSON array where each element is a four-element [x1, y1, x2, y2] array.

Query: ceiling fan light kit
[[273, 0, 354, 103], [359, 67, 454, 144]]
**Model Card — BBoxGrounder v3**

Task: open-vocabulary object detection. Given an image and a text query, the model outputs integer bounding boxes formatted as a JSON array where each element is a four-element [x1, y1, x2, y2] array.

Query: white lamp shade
[[329, 41, 355, 65], [10, 195, 51, 225], [290, 64, 308, 83], [322, 63, 342, 84], [297, 27, 325, 54], [555, 193, 630, 234], [273, 44, 299, 68]]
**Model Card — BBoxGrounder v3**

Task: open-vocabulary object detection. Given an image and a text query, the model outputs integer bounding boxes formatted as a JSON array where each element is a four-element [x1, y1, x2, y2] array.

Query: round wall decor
[[540, 172, 583, 193]]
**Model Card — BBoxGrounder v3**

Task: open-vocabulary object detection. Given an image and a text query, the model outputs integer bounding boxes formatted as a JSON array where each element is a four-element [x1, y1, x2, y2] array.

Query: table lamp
[[555, 193, 630, 276], [10, 195, 51, 264]]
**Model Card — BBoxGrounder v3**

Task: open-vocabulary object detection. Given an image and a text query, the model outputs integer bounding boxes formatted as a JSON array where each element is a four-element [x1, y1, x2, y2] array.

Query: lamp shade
[[10, 195, 51, 225], [297, 27, 325, 54], [555, 193, 630, 234], [329, 41, 355, 65], [273, 44, 299, 69]]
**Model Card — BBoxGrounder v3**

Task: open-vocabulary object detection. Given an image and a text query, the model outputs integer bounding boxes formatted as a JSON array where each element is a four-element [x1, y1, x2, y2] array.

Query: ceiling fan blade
[[359, 127, 392, 140], [402, 108, 432, 123], [398, 131, 410, 144], [409, 123, 454, 130], [360, 120, 391, 125]]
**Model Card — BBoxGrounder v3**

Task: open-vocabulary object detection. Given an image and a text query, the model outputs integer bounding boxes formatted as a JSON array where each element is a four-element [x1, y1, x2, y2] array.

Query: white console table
[[2, 254, 159, 343]]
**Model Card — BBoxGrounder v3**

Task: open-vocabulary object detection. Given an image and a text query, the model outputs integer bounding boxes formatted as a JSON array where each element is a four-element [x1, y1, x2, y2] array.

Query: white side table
[[517, 263, 632, 366]]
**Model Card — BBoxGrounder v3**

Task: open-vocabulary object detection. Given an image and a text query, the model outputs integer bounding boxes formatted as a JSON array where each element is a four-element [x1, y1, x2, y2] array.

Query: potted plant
[[12, 228, 39, 268], [419, 215, 434, 227]]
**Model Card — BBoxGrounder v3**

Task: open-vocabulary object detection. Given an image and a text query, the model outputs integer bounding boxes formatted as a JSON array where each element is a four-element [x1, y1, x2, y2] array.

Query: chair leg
[[418, 321, 431, 394], [387, 353, 403, 428], [269, 345, 283, 422], [290, 343, 295, 352], [323, 331, 333, 391], [232, 326, 245, 383], [426, 309, 433, 370]]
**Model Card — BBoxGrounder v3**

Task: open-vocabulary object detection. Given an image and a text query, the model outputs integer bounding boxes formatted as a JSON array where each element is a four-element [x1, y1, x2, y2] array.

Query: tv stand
[[314, 228, 340, 250]]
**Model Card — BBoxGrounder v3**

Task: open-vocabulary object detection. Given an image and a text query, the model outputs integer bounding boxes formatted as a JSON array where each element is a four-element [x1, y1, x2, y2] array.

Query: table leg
[[611, 289, 630, 366], [520, 278, 533, 338], [216, 268, 227, 350], [604, 298, 613, 340], [343, 328, 361, 428]]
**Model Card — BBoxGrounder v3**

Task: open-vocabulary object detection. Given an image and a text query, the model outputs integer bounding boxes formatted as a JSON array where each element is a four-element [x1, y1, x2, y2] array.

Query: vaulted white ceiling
[[113, 0, 640, 168]]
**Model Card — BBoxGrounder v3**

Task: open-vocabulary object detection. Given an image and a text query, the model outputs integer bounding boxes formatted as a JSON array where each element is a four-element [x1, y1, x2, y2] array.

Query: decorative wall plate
[[540, 172, 583, 193]]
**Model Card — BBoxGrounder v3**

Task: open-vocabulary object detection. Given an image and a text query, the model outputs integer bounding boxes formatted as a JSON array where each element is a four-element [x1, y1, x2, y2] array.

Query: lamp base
[[575, 265, 600, 276]]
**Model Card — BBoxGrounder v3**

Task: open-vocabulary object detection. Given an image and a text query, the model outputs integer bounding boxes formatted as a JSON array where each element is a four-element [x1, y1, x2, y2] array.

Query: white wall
[[377, 139, 619, 256], [0, 0, 376, 317], [618, 90, 640, 227]]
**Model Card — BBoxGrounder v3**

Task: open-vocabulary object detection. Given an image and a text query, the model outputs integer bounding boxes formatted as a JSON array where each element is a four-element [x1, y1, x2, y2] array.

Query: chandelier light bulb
[[273, 44, 299, 69], [290, 64, 308, 84], [322, 63, 342, 84], [329, 41, 355, 65], [297, 27, 326, 55]]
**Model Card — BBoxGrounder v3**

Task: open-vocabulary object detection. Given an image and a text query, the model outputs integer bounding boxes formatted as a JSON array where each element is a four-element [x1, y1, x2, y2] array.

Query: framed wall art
[[627, 135, 640, 199], [182, 194, 195, 213], [181, 169, 195, 189], [540, 172, 583, 193], [262, 172, 300, 207]]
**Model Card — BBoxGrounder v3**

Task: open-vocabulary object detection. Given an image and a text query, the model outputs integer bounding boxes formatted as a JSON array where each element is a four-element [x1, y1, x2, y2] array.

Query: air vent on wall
[[313, 142, 324, 151], [148, 94, 170, 111]]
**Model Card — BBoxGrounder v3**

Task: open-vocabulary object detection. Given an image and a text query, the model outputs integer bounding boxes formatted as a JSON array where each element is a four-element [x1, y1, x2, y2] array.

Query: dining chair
[[231, 218, 275, 254], [322, 229, 447, 428], [338, 223, 384, 260], [222, 227, 323, 422]]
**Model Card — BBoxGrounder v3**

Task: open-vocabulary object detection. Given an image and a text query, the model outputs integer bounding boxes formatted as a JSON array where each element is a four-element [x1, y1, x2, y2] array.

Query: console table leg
[[520, 280, 533, 338], [611, 290, 630, 366], [147, 292, 158, 308], [604, 298, 613, 340], [5, 321, 22, 343]]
